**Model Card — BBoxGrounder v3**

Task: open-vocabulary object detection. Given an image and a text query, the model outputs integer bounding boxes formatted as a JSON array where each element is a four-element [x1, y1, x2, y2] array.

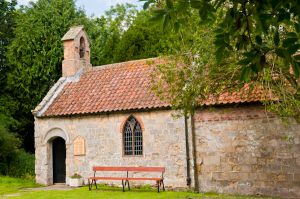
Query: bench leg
[[157, 180, 160, 193], [88, 179, 91, 191], [126, 180, 130, 191], [122, 180, 125, 192], [162, 180, 165, 191], [93, 179, 97, 189]]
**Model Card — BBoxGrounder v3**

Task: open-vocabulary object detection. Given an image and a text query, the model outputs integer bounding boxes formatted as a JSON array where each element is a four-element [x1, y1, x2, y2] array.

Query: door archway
[[52, 137, 66, 183]]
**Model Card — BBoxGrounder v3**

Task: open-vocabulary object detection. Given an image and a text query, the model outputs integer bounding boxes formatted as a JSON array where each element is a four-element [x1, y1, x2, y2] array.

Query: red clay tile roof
[[40, 58, 272, 117], [42, 58, 169, 117], [200, 85, 273, 106]]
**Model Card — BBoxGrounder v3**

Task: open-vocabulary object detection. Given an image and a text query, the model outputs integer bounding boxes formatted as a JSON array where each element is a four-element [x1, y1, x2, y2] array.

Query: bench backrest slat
[[126, 167, 165, 172], [93, 166, 165, 173]]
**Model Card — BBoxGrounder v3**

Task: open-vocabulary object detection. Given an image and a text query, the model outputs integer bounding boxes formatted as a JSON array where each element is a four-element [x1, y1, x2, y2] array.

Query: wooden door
[[52, 137, 66, 183]]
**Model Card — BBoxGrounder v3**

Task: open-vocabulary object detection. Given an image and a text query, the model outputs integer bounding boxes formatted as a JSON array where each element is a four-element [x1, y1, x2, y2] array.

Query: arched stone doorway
[[42, 128, 69, 185], [52, 137, 66, 183]]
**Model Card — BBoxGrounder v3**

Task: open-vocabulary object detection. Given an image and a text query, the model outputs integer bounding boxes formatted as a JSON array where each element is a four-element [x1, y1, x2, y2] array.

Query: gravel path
[[1, 184, 77, 198], [25, 184, 76, 191]]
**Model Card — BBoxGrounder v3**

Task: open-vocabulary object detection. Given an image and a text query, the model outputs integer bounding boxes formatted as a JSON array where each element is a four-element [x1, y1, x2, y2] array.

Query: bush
[[7, 150, 35, 179], [0, 113, 35, 179], [0, 116, 20, 175]]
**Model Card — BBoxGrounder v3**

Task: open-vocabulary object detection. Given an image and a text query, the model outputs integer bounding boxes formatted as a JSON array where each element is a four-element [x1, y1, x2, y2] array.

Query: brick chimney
[[61, 26, 91, 77]]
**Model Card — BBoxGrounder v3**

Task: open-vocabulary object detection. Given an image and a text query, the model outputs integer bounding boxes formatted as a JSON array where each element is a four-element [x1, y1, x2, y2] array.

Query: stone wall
[[194, 105, 300, 198], [35, 105, 300, 197], [34, 110, 188, 188]]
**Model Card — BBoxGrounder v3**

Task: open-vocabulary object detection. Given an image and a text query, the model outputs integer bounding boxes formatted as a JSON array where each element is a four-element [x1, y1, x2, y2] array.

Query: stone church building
[[33, 26, 300, 198]]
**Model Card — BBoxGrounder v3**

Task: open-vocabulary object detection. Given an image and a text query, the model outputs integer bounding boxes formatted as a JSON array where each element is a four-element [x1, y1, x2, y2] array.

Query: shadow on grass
[[85, 184, 278, 199], [87, 184, 164, 193]]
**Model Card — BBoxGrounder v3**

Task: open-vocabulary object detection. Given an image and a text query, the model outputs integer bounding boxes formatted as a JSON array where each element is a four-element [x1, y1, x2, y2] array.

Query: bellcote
[[61, 26, 91, 77]]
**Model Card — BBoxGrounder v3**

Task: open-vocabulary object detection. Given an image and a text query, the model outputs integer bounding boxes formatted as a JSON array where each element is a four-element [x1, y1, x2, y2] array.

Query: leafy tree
[[152, 12, 220, 115], [88, 3, 138, 65], [114, 10, 178, 62], [143, 0, 300, 120], [0, 0, 16, 94], [88, 4, 178, 65], [0, 0, 23, 175], [6, 0, 88, 151], [0, 110, 34, 177], [0, 113, 20, 175]]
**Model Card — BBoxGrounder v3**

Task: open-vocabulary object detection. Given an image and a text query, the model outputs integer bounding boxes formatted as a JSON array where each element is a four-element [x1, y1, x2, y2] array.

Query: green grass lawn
[[0, 176, 277, 199], [0, 176, 38, 196]]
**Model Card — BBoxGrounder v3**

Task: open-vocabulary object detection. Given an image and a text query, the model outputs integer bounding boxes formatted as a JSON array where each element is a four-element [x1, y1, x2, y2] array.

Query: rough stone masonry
[[194, 105, 300, 198]]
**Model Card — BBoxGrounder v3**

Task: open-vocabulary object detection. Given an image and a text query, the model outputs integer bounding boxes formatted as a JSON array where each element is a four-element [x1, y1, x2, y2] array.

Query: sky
[[17, 0, 143, 16]]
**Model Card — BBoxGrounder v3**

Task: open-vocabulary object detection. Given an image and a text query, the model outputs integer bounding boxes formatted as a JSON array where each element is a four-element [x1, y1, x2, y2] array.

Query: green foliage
[[87, 4, 138, 65], [144, 0, 300, 120], [152, 13, 222, 115], [0, 116, 34, 178], [114, 10, 178, 62], [0, 96, 19, 122], [70, 173, 82, 179], [7, 0, 87, 113], [6, 150, 35, 178], [0, 113, 34, 178], [0, 114, 20, 175], [0, 0, 16, 94], [88, 4, 176, 65]]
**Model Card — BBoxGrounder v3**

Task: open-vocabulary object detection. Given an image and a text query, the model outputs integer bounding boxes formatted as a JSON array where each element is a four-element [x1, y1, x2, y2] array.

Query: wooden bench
[[88, 166, 165, 192]]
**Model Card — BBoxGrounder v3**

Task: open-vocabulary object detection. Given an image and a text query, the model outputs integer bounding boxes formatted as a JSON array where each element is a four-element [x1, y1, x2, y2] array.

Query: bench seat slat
[[89, 177, 126, 180], [89, 177, 163, 181], [126, 167, 165, 172], [126, 177, 162, 181], [93, 167, 128, 171], [93, 166, 165, 172]]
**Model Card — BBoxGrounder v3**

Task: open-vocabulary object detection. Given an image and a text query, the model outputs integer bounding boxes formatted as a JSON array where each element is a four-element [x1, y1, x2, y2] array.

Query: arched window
[[79, 37, 85, 58], [123, 116, 143, 156]]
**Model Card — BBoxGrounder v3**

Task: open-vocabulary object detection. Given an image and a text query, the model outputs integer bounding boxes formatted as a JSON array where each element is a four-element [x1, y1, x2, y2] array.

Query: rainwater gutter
[[191, 113, 199, 192], [184, 115, 191, 187]]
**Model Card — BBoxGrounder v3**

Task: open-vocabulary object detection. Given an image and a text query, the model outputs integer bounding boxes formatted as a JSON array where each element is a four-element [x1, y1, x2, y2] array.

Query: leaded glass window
[[123, 116, 143, 156]]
